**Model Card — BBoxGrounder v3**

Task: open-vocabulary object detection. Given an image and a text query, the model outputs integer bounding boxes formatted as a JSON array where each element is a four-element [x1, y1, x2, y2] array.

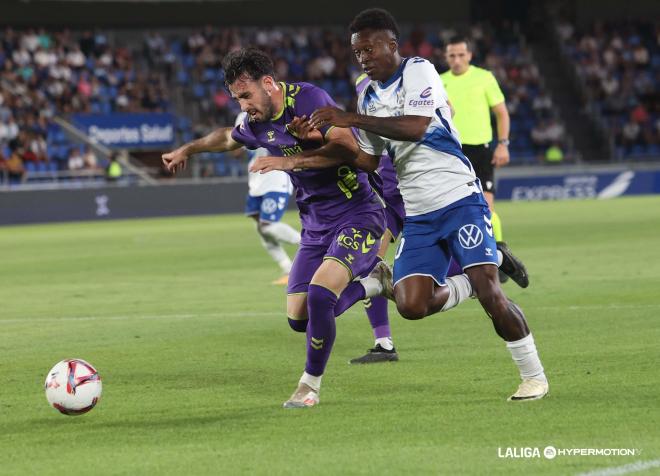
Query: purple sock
[[364, 296, 390, 339], [334, 281, 366, 317], [305, 284, 338, 377], [446, 257, 463, 277]]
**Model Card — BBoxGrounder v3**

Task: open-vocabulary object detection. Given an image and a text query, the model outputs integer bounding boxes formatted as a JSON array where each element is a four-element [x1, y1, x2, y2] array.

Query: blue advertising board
[[71, 113, 175, 148], [496, 170, 660, 201]]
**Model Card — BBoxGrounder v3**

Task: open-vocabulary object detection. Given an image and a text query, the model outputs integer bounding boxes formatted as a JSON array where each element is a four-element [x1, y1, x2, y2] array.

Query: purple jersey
[[231, 82, 383, 231]]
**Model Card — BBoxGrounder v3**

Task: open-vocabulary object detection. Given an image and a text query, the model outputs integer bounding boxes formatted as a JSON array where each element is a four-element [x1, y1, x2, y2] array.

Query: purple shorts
[[384, 195, 405, 242], [287, 209, 385, 294]]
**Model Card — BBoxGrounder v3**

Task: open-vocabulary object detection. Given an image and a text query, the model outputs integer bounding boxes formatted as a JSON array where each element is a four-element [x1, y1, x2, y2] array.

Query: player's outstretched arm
[[310, 106, 431, 142], [249, 127, 379, 173], [161, 127, 242, 173]]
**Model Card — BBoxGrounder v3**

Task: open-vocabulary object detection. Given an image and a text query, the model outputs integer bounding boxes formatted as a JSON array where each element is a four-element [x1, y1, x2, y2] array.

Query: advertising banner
[[71, 113, 175, 148], [497, 170, 660, 201]]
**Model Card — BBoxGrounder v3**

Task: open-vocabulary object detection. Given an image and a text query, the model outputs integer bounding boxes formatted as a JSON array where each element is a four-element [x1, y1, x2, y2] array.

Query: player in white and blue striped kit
[[309, 8, 549, 401]]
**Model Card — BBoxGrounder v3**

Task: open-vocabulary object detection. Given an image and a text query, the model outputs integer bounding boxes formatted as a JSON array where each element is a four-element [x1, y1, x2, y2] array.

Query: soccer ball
[[44, 359, 102, 415]]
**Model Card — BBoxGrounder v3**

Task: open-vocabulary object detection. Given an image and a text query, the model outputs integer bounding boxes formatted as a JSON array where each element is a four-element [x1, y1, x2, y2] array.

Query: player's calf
[[465, 265, 528, 341]]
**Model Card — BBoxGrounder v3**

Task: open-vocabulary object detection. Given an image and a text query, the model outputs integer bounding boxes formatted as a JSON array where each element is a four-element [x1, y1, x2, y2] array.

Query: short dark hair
[[349, 8, 400, 40], [446, 35, 472, 51], [222, 48, 274, 86]]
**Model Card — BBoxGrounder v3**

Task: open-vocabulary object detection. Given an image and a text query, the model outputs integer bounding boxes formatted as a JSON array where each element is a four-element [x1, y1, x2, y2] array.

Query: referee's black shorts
[[462, 143, 495, 194]]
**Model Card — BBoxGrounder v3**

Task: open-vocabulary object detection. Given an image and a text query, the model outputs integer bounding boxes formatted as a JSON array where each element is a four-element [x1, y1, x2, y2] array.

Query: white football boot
[[508, 378, 549, 401], [368, 260, 394, 301], [283, 382, 319, 409]]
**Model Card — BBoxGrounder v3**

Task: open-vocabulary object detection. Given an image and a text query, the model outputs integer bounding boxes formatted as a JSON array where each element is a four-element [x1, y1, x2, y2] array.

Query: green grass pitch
[[1, 196, 659, 475]]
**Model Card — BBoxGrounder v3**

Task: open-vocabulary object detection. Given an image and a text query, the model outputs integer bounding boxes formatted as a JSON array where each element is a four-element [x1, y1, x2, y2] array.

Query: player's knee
[[256, 221, 269, 234], [287, 317, 308, 333], [396, 299, 428, 320]]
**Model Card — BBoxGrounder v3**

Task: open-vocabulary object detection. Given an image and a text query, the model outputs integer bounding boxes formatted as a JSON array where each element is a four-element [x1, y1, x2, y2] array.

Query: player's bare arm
[[250, 127, 379, 173], [491, 102, 510, 167], [310, 106, 431, 142], [161, 127, 242, 173]]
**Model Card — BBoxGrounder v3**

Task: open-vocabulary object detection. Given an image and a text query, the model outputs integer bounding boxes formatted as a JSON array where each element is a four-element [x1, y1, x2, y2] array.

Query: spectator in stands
[[532, 92, 553, 116], [400, 28, 433, 58], [67, 147, 85, 170], [82, 145, 99, 170], [544, 143, 564, 165], [620, 117, 642, 153], [27, 132, 48, 162], [631, 103, 650, 124], [105, 154, 122, 182], [2, 116, 19, 144], [5, 147, 25, 182], [0, 148, 6, 182], [545, 119, 565, 144], [66, 45, 86, 69], [531, 120, 551, 149]]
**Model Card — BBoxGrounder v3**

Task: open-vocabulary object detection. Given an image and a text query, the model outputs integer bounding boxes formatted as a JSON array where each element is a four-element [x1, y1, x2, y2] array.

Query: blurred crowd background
[[0, 0, 658, 185]]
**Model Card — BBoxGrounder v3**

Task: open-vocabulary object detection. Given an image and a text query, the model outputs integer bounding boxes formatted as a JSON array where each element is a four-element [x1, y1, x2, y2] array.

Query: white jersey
[[235, 112, 293, 197], [356, 57, 480, 216]]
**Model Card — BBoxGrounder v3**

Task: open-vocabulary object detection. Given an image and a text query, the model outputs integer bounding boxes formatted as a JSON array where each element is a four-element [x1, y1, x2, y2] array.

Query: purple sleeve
[[295, 84, 337, 137], [230, 119, 259, 150]]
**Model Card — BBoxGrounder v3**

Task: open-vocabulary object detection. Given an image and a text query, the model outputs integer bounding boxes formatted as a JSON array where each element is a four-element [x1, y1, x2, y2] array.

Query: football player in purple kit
[[162, 48, 392, 408]]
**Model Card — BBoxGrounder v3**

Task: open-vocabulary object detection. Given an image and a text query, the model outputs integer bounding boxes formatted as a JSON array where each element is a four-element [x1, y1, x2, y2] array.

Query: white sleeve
[[356, 90, 385, 156], [403, 59, 443, 117], [356, 127, 385, 156]]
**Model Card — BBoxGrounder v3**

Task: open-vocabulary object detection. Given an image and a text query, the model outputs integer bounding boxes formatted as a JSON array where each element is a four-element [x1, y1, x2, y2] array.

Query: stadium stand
[[0, 22, 586, 184], [557, 20, 659, 160]]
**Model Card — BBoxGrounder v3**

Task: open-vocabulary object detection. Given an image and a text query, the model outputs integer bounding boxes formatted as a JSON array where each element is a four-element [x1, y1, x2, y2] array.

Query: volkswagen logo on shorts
[[458, 224, 483, 249], [261, 198, 278, 214]]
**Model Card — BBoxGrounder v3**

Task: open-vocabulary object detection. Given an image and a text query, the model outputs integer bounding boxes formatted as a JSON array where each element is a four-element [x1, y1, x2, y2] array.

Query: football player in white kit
[[236, 112, 301, 285], [308, 9, 548, 401]]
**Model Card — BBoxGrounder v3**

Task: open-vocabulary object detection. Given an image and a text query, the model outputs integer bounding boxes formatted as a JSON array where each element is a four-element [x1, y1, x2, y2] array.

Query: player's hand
[[162, 147, 189, 174], [310, 107, 355, 129], [286, 115, 313, 139], [492, 144, 510, 168], [249, 156, 295, 174]]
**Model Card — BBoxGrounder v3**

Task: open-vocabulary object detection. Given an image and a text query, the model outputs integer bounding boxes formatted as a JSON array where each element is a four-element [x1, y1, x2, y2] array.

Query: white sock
[[261, 222, 301, 245], [259, 234, 292, 273], [300, 371, 321, 392], [441, 274, 474, 311], [497, 249, 504, 267], [375, 337, 394, 351], [506, 333, 547, 382], [359, 277, 383, 298], [278, 258, 293, 274]]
